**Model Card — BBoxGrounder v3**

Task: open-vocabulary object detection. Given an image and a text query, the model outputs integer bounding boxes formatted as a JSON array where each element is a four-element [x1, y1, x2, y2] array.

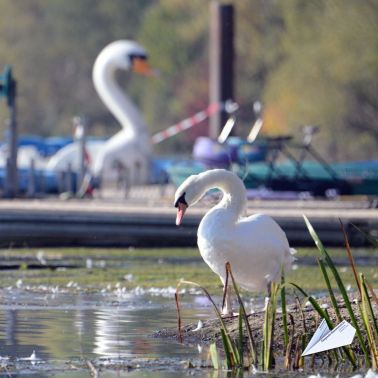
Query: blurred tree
[[0, 0, 376, 161], [0, 0, 153, 137], [263, 0, 378, 160], [234, 0, 285, 136], [137, 0, 209, 153]]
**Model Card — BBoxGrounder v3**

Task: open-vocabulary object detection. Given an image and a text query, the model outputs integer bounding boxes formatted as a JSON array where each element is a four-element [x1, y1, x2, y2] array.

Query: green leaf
[[209, 343, 220, 370], [303, 215, 368, 366]]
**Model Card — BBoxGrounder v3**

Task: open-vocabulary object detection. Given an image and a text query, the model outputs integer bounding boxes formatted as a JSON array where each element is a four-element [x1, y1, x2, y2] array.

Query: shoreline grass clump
[[174, 216, 378, 374], [295, 216, 377, 369]]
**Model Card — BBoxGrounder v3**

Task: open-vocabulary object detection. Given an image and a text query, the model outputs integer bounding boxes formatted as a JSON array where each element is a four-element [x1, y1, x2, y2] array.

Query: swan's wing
[[240, 213, 290, 248]]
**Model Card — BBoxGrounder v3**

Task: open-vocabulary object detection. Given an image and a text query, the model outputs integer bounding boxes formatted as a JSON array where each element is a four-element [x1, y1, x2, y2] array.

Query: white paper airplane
[[302, 319, 356, 356]]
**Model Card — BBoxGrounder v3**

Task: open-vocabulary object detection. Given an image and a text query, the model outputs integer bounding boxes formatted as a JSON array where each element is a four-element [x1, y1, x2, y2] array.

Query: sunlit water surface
[[0, 246, 376, 378], [0, 288, 218, 377]]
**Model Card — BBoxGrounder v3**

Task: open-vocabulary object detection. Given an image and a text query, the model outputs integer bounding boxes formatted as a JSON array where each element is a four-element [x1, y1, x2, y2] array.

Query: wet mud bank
[[155, 295, 377, 358]]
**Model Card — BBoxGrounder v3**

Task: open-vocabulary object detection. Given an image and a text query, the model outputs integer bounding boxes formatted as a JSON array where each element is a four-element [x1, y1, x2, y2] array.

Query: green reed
[[175, 216, 378, 372]]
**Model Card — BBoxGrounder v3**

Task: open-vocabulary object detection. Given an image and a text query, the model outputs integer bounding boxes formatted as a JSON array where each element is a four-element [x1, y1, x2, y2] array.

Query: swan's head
[[174, 174, 204, 226], [94, 40, 154, 76]]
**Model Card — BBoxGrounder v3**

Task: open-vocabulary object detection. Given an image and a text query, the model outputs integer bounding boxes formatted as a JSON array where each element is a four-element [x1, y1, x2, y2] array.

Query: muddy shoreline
[[155, 295, 375, 359]]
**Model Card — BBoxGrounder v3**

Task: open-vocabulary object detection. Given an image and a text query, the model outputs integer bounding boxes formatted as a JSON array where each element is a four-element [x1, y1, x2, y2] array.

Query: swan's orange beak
[[176, 202, 188, 226], [132, 58, 157, 77]]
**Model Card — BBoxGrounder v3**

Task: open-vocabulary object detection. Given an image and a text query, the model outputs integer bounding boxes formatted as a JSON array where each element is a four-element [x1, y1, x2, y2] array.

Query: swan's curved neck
[[199, 170, 247, 219], [93, 60, 148, 138]]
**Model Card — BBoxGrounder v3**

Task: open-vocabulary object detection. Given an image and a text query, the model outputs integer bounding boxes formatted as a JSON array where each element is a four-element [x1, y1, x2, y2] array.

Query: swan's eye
[[174, 192, 188, 208], [129, 54, 148, 64]]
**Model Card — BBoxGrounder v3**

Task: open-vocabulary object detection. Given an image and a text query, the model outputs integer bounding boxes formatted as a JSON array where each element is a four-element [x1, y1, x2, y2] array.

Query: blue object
[[44, 136, 73, 156], [0, 168, 77, 194], [193, 137, 232, 168]]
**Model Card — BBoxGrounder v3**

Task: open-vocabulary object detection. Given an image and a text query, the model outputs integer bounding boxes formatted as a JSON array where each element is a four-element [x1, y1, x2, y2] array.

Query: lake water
[[0, 247, 376, 377], [0, 287, 219, 377]]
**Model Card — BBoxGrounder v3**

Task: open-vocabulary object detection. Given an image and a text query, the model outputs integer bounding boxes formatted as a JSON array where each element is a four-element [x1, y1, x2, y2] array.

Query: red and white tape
[[151, 102, 221, 144]]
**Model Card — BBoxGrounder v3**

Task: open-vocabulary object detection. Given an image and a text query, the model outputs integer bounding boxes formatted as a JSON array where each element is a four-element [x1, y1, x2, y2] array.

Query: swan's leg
[[220, 278, 234, 317], [263, 281, 272, 311], [267, 281, 272, 297], [222, 284, 233, 316]]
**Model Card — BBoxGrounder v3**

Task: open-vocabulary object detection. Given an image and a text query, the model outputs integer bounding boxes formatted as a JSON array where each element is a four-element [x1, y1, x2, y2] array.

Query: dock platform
[[0, 186, 377, 248]]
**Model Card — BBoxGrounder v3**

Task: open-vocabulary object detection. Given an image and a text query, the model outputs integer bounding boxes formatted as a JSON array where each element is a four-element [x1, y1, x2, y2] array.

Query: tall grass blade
[[360, 274, 378, 368], [293, 334, 304, 369], [317, 258, 342, 322], [238, 305, 244, 367], [263, 282, 279, 371], [303, 215, 369, 365], [281, 272, 289, 351], [262, 295, 269, 370], [209, 343, 220, 370], [284, 314, 295, 369], [365, 278, 378, 308], [359, 281, 377, 369], [174, 291, 183, 343], [221, 328, 235, 369], [296, 296, 308, 368], [363, 279, 378, 341], [340, 219, 361, 296], [225, 262, 257, 364]]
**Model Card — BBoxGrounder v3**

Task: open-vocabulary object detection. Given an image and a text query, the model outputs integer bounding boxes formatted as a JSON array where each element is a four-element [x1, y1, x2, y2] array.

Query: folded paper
[[302, 319, 356, 356]]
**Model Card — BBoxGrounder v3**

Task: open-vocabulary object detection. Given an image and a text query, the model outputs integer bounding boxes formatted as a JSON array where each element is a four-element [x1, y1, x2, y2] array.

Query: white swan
[[174, 169, 296, 314], [91, 40, 153, 185]]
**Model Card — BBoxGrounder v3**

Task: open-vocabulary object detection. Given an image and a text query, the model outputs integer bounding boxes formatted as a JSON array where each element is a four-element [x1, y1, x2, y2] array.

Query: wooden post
[[73, 116, 86, 194], [5, 93, 18, 198], [27, 158, 36, 198], [66, 163, 73, 193], [209, 2, 234, 139], [1, 66, 18, 198]]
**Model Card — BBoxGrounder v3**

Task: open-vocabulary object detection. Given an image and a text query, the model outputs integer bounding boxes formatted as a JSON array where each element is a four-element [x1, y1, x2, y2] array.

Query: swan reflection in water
[[93, 308, 130, 357], [93, 307, 159, 358]]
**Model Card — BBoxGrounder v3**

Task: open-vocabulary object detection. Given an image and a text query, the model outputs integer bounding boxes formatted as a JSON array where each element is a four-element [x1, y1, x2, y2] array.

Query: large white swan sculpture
[[174, 169, 296, 315], [91, 40, 153, 185], [47, 40, 153, 187]]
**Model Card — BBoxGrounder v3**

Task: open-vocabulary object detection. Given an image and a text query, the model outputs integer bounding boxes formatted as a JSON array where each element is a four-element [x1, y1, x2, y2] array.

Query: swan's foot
[[263, 296, 270, 311], [221, 306, 238, 317], [221, 285, 234, 317], [221, 302, 233, 317], [222, 310, 239, 318]]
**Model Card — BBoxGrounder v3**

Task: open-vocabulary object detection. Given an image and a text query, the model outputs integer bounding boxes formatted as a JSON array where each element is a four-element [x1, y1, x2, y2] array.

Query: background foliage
[[0, 0, 376, 160]]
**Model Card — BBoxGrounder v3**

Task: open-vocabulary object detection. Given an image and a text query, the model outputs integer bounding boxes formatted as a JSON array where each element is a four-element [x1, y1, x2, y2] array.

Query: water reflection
[[93, 308, 131, 357], [0, 290, 211, 362]]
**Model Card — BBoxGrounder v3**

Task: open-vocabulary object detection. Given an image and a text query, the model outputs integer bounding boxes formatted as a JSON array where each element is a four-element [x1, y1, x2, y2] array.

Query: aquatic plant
[[262, 281, 279, 370], [175, 279, 242, 369], [176, 262, 280, 372], [292, 216, 378, 369], [175, 216, 378, 373]]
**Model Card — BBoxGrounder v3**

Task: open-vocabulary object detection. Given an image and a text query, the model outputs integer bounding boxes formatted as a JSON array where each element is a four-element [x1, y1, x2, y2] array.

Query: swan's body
[[92, 40, 152, 185], [174, 169, 295, 314]]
